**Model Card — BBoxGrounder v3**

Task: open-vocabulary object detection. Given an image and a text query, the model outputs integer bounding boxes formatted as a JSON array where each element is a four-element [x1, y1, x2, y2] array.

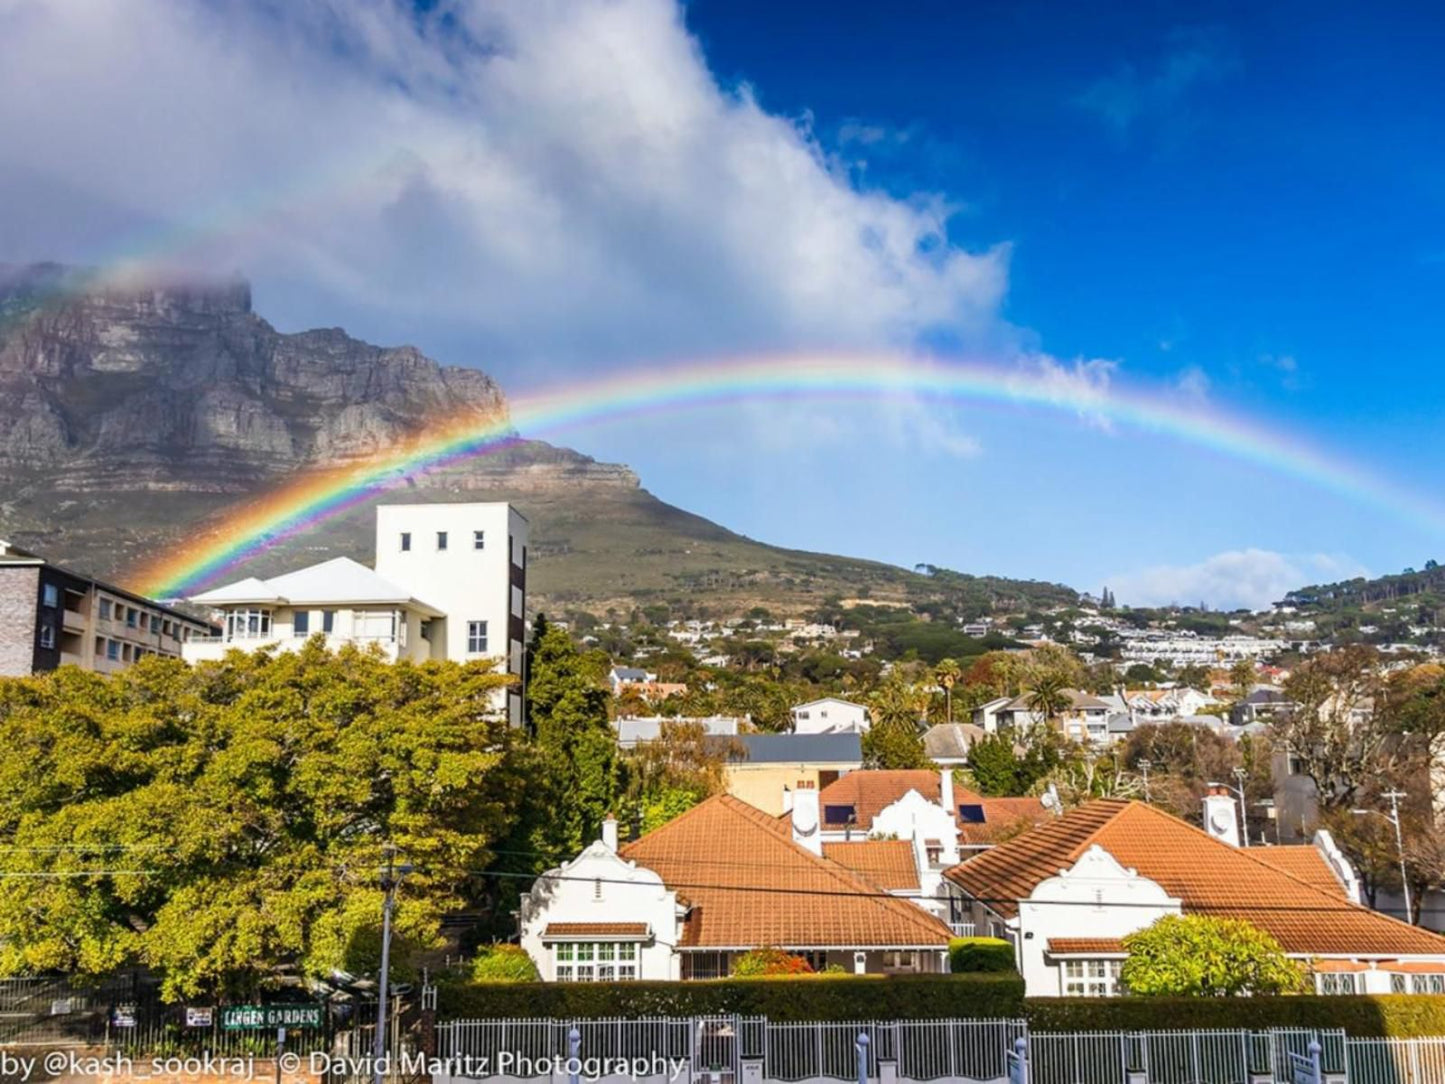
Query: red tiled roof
[[945, 800, 1445, 958], [1251, 846, 1348, 898], [959, 796, 1055, 846], [816, 770, 942, 829], [1047, 938, 1125, 955], [542, 923, 648, 938], [823, 840, 921, 891], [621, 795, 951, 950]]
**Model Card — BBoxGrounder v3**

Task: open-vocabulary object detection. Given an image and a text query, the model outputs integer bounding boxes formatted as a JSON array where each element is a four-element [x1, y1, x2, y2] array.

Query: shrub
[[732, 949, 814, 977], [948, 937, 1016, 974], [1119, 915, 1307, 997], [469, 944, 540, 983], [1024, 994, 1445, 1038]]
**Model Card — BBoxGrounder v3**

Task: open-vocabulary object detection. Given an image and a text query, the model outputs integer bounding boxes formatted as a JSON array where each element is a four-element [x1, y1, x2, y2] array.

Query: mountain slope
[[0, 264, 1076, 616]]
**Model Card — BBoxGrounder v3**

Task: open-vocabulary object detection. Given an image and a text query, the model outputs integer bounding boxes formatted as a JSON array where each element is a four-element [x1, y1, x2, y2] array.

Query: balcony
[[949, 922, 977, 938], [61, 608, 87, 634]]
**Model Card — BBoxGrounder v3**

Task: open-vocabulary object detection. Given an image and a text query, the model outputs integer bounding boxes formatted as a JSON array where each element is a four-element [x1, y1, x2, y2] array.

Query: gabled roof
[[189, 557, 444, 614], [822, 840, 921, 891], [793, 697, 867, 712], [816, 770, 942, 828], [945, 800, 1445, 957], [620, 795, 950, 949], [999, 689, 1111, 712], [922, 723, 986, 760]]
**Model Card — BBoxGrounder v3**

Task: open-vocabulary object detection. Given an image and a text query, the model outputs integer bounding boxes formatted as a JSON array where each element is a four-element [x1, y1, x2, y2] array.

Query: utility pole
[[1353, 791, 1412, 924], [1137, 759, 1151, 803], [1231, 766, 1250, 848]]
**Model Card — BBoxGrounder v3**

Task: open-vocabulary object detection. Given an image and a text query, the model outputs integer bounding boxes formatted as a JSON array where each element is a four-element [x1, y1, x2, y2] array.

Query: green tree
[[471, 943, 541, 983], [934, 658, 962, 724], [967, 732, 1023, 796], [1119, 915, 1308, 996], [1024, 673, 1071, 735], [863, 675, 928, 769], [526, 621, 620, 859], [0, 642, 523, 1000]]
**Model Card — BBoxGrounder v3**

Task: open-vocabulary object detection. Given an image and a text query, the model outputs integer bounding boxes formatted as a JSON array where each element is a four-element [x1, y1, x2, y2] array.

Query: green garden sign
[[220, 1004, 324, 1030]]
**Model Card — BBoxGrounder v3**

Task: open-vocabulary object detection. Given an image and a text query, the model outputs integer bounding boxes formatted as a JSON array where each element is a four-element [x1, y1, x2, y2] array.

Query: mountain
[[0, 264, 1077, 617]]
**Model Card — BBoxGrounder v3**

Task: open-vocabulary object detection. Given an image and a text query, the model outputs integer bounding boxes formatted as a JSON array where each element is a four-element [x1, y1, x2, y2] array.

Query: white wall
[[1015, 846, 1180, 996], [792, 698, 869, 734], [517, 840, 681, 982]]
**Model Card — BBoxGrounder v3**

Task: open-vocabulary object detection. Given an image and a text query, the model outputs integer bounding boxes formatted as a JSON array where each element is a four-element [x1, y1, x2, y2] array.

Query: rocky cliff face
[[0, 264, 534, 491]]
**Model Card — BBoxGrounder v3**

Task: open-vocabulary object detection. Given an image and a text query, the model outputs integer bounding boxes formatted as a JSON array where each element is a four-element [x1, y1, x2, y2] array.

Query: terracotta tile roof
[[1251, 846, 1348, 898], [959, 796, 1054, 846], [621, 795, 951, 949], [816, 770, 942, 829], [1047, 939, 1126, 955], [945, 800, 1445, 958], [543, 922, 649, 938], [823, 840, 921, 891]]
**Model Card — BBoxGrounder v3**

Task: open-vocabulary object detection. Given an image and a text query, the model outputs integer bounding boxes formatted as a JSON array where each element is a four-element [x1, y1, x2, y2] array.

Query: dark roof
[[728, 733, 863, 764]]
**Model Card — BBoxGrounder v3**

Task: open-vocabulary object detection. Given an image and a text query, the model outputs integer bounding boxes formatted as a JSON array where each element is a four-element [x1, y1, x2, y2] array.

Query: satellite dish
[[1040, 785, 1062, 814], [1209, 808, 1233, 834], [793, 801, 817, 834]]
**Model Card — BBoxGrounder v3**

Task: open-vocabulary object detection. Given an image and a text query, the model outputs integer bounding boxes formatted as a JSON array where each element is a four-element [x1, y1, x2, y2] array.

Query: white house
[[517, 794, 953, 980], [790, 697, 870, 734], [184, 502, 528, 725], [970, 697, 1013, 734], [945, 793, 1445, 997]]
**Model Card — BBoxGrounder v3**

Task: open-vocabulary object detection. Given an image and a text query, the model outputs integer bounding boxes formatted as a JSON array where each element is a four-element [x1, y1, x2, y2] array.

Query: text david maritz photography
[[301, 1051, 692, 1081], [2, 1051, 262, 1081]]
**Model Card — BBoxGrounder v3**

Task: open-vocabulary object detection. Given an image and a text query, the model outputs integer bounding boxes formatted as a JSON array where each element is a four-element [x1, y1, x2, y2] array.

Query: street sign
[[111, 1004, 138, 1028], [185, 1007, 214, 1028], [220, 1004, 324, 1031]]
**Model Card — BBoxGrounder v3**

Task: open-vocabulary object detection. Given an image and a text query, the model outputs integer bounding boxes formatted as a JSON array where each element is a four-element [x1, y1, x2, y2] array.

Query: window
[[126, 608, 138, 629], [958, 803, 987, 824], [823, 804, 856, 825], [293, 611, 310, 637], [106, 640, 120, 661], [322, 610, 335, 634], [468, 620, 488, 654], [473, 530, 485, 550], [1318, 972, 1360, 995], [225, 609, 272, 641], [1063, 959, 1121, 997], [1410, 974, 1445, 994], [881, 951, 918, 971], [554, 942, 637, 982], [41, 583, 59, 608], [437, 531, 448, 551], [38, 626, 55, 649], [1391, 974, 1409, 994], [399, 532, 412, 552], [99, 599, 112, 621]]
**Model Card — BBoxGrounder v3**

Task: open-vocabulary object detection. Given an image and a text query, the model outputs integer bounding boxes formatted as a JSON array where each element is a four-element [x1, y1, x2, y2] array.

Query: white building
[[945, 792, 1445, 996], [790, 696, 870, 734], [184, 502, 528, 725], [517, 795, 953, 981]]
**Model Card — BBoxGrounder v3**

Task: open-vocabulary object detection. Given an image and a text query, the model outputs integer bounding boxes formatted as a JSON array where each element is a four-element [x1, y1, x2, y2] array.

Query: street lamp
[[1353, 791, 1411, 924], [373, 845, 414, 1084]]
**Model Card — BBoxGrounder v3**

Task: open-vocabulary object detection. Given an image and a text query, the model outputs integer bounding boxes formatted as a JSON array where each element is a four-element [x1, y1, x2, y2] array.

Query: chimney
[[601, 814, 618, 852], [791, 779, 822, 855], [940, 768, 955, 817], [1202, 786, 1241, 848]]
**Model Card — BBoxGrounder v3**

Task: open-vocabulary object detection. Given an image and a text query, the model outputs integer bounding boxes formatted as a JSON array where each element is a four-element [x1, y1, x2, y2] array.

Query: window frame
[[553, 941, 638, 982], [437, 531, 448, 551], [293, 610, 310, 637], [467, 619, 489, 654], [400, 532, 411, 552], [38, 625, 56, 649], [473, 530, 485, 550]]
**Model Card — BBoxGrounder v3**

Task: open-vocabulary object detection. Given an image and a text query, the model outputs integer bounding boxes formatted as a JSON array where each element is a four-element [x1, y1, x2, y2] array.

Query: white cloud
[[1108, 549, 1370, 612], [1175, 364, 1210, 399], [1077, 27, 1238, 137], [1010, 353, 1118, 429], [0, 0, 1008, 369]]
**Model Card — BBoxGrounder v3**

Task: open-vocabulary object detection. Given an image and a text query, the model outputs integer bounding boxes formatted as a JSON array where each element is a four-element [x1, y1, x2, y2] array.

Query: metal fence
[[434, 1017, 1445, 1084]]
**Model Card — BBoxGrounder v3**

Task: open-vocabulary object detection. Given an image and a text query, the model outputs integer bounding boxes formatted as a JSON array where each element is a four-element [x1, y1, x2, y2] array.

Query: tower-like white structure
[[375, 502, 528, 726]]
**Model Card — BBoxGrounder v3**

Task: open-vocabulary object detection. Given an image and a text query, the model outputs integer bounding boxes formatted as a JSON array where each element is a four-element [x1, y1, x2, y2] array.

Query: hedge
[[948, 937, 1015, 974], [439, 977, 1445, 1036], [439, 973, 1026, 1021], [1023, 995, 1445, 1038]]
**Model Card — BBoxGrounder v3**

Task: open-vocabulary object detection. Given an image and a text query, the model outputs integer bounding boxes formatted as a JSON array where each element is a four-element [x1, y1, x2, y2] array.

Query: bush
[[439, 973, 1026, 1021], [469, 944, 540, 983], [948, 937, 1016, 974], [1023, 995, 1445, 1038], [732, 949, 813, 977], [1119, 916, 1307, 997]]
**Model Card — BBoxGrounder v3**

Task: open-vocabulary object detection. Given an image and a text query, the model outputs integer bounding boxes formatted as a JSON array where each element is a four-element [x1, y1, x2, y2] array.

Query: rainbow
[[132, 354, 1445, 597]]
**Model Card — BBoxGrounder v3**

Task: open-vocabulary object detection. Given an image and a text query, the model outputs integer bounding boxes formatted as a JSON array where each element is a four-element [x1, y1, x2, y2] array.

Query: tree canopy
[[0, 641, 524, 1001], [1119, 915, 1307, 997]]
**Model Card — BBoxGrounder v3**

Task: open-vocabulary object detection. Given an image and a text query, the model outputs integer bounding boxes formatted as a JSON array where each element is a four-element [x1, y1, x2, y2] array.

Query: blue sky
[[1, 0, 1442, 607]]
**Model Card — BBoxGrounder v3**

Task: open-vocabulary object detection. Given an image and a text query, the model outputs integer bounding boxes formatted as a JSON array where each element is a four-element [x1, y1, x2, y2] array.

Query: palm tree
[[1025, 673, 1072, 734], [934, 657, 962, 724]]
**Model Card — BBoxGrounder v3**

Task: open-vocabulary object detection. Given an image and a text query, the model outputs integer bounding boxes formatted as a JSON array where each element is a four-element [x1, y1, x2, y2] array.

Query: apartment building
[[183, 502, 528, 725], [0, 540, 213, 677]]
